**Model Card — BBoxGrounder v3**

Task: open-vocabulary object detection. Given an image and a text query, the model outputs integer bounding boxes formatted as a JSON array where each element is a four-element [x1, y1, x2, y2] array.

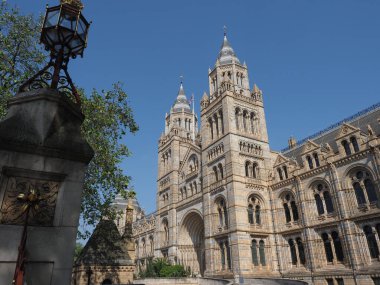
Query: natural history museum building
[[112, 34, 379, 285]]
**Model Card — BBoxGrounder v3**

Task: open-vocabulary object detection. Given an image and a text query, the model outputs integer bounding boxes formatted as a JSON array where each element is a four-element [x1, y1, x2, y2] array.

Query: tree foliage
[[74, 242, 84, 261], [0, 1, 46, 117], [79, 85, 138, 238], [139, 258, 190, 278], [0, 1, 138, 239]]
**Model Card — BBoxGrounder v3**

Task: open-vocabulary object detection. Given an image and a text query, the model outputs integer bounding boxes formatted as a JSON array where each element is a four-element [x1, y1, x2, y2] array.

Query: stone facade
[[123, 34, 380, 285]]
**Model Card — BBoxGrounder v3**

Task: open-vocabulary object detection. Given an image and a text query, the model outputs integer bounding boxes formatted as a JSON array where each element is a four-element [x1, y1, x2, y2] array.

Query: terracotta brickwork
[[127, 34, 380, 285]]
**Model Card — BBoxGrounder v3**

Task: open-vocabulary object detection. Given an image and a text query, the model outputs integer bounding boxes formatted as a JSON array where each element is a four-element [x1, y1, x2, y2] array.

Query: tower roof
[[172, 82, 191, 112], [217, 33, 240, 65]]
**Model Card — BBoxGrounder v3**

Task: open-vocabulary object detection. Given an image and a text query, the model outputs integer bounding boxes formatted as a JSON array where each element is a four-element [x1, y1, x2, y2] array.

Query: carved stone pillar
[[0, 88, 93, 285]]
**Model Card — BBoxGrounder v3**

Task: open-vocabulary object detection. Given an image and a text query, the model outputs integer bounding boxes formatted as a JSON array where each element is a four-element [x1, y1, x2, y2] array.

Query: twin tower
[[156, 32, 271, 277]]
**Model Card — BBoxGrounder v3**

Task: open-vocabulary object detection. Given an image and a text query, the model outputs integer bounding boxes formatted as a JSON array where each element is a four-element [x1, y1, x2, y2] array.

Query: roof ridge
[[281, 101, 380, 153]]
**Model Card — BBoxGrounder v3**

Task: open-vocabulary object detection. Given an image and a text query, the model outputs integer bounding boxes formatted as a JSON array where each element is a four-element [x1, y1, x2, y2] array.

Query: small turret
[[288, 136, 297, 149], [200, 91, 209, 110]]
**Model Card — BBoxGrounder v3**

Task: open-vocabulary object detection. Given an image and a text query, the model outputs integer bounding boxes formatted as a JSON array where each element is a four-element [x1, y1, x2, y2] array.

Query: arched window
[[315, 194, 324, 215], [243, 110, 248, 132], [214, 113, 219, 137], [291, 201, 299, 221], [248, 196, 261, 225], [283, 166, 288, 179], [216, 198, 228, 228], [353, 182, 366, 205], [259, 240, 266, 266], [135, 240, 139, 257], [223, 204, 228, 227], [342, 140, 351, 156], [209, 118, 214, 140], [213, 166, 219, 182], [331, 231, 344, 262], [284, 203, 291, 223], [322, 233, 334, 262], [364, 225, 379, 258], [219, 242, 226, 269], [235, 108, 240, 130], [250, 112, 255, 133], [193, 181, 197, 194], [364, 179, 377, 203], [306, 155, 313, 169], [350, 136, 359, 153], [255, 205, 261, 225], [324, 191, 334, 213], [351, 170, 378, 206], [251, 239, 258, 266], [218, 207, 223, 226], [277, 168, 284, 181], [162, 219, 169, 243], [252, 163, 258, 179], [248, 205, 254, 224], [288, 239, 297, 265], [142, 238, 146, 256], [102, 279, 112, 285], [313, 153, 320, 167], [313, 183, 334, 215], [226, 240, 232, 269], [219, 110, 224, 135], [149, 236, 154, 254], [218, 163, 224, 179], [245, 161, 251, 177], [296, 238, 306, 265]]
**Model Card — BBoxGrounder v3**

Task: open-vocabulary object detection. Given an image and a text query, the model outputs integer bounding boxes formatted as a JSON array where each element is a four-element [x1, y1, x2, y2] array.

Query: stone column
[[0, 88, 93, 285]]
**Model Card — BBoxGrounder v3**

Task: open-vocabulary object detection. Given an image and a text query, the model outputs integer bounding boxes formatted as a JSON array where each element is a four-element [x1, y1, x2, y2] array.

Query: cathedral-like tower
[[156, 82, 201, 263], [200, 32, 275, 277]]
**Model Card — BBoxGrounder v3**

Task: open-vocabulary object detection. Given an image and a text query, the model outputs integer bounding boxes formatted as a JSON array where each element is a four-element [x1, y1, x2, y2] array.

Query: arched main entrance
[[178, 211, 205, 276]]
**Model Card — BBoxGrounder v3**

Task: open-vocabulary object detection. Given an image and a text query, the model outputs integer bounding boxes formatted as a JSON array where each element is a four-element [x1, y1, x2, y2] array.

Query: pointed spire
[[172, 76, 190, 112], [217, 27, 240, 65], [178, 75, 185, 96], [253, 83, 260, 93], [201, 91, 209, 101]]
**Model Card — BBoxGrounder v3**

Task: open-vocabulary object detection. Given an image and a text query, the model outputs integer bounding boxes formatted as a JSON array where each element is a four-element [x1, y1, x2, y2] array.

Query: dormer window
[[350, 136, 360, 152], [341, 140, 351, 156], [277, 168, 284, 181], [283, 166, 288, 179], [313, 153, 320, 167], [306, 155, 313, 169]]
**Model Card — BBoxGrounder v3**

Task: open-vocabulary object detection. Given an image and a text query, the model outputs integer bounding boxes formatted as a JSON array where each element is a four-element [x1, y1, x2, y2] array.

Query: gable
[[335, 123, 360, 140]]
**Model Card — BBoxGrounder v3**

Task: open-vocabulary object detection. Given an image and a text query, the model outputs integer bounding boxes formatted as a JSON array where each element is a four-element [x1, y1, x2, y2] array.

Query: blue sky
[[11, 0, 380, 214]]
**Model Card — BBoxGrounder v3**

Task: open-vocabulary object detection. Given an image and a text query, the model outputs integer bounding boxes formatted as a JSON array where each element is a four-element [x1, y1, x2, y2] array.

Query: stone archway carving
[[178, 211, 205, 276]]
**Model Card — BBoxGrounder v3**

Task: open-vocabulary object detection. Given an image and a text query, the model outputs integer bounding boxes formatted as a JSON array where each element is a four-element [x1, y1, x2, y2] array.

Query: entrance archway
[[178, 211, 205, 276]]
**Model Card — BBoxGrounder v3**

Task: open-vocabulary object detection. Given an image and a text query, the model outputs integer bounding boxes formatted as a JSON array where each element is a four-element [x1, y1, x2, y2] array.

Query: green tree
[[0, 1, 45, 118], [0, 1, 138, 238], [74, 242, 84, 261]]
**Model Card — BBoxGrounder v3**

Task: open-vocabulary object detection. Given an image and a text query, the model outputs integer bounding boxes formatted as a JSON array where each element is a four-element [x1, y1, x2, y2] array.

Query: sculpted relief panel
[[0, 168, 63, 226]]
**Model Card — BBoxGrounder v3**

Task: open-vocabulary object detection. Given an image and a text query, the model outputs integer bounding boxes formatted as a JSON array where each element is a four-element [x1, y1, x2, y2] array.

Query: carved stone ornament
[[0, 168, 63, 226]]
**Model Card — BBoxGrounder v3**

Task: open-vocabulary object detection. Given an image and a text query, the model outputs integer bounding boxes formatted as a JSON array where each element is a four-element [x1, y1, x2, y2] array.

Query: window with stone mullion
[[251, 239, 259, 266], [364, 225, 380, 258]]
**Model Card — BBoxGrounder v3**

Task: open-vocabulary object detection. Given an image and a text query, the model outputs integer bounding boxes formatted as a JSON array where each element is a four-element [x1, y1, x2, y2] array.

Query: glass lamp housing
[[41, 3, 89, 59]]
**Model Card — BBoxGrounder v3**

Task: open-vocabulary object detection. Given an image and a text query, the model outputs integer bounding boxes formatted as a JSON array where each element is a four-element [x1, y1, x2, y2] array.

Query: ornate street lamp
[[19, 0, 91, 105]]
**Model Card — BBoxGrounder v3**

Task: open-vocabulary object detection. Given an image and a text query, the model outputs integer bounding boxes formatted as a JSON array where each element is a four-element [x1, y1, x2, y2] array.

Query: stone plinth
[[0, 88, 93, 285]]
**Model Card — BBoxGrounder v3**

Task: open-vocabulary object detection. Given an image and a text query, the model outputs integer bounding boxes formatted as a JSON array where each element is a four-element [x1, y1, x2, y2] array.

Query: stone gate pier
[[0, 88, 93, 285]]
